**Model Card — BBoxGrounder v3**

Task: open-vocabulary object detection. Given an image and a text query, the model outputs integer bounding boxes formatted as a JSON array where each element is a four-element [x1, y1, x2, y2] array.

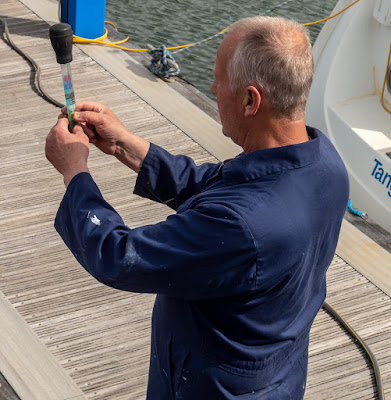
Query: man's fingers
[[80, 124, 97, 141], [75, 101, 105, 113], [46, 118, 68, 156], [72, 110, 105, 127], [61, 102, 104, 117]]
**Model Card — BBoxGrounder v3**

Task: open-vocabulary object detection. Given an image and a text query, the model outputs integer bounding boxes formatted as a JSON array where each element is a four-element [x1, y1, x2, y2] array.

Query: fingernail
[[71, 112, 78, 119]]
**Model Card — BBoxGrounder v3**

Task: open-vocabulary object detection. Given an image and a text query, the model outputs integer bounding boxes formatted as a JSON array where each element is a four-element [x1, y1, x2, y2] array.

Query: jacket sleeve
[[134, 143, 222, 210], [55, 173, 257, 300]]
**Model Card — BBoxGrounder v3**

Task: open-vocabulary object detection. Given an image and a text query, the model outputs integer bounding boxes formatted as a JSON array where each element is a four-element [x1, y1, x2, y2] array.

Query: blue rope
[[148, 45, 180, 78], [148, 0, 297, 77], [348, 200, 368, 219], [261, 0, 296, 16]]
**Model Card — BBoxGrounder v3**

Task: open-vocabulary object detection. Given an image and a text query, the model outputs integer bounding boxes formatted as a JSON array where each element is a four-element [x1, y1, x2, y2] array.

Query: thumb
[[56, 115, 70, 129], [72, 124, 84, 135], [73, 124, 89, 141]]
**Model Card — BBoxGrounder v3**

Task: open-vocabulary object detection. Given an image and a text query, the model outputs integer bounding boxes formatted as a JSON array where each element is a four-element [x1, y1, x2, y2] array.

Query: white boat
[[306, 0, 391, 233]]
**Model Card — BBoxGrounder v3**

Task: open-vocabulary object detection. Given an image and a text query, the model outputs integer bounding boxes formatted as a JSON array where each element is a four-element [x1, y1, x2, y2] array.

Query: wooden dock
[[0, 0, 390, 399]]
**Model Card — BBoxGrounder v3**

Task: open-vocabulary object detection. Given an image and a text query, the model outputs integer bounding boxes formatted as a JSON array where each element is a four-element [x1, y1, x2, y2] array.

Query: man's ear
[[243, 86, 261, 117]]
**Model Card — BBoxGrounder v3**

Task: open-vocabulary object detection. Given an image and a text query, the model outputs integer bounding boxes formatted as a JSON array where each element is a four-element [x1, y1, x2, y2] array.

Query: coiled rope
[[148, 45, 180, 80]]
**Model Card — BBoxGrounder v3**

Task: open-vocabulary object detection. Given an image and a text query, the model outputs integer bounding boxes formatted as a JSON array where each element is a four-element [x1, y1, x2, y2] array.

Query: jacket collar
[[221, 127, 320, 186]]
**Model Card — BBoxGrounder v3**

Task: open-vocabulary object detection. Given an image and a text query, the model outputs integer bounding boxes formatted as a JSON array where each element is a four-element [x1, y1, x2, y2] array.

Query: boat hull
[[306, 0, 391, 233]]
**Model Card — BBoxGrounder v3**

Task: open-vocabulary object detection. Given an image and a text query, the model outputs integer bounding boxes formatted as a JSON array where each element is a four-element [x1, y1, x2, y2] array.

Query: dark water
[[106, 0, 339, 98]]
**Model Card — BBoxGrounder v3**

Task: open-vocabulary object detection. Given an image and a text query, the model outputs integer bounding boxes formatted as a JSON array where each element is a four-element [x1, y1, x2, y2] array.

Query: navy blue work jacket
[[55, 127, 349, 399]]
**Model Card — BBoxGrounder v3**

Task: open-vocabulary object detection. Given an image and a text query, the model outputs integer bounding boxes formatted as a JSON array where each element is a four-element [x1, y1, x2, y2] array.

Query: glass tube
[[61, 62, 76, 131]]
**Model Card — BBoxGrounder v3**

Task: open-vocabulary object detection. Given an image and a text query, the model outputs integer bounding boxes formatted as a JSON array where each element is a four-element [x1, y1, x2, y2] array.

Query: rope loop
[[148, 45, 180, 79]]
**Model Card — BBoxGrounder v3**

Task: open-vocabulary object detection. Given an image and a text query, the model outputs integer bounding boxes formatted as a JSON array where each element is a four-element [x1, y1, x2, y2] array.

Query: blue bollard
[[60, 0, 106, 39]]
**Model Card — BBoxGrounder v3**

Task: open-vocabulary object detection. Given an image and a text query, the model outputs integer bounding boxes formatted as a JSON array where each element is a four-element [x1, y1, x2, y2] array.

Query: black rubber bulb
[[49, 23, 73, 64]]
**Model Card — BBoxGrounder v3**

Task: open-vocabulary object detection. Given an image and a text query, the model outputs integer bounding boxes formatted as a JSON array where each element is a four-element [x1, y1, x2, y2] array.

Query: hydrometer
[[49, 23, 76, 131]]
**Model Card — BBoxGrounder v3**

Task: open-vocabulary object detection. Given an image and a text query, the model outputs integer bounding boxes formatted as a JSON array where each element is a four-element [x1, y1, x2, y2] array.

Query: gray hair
[[227, 17, 313, 119]]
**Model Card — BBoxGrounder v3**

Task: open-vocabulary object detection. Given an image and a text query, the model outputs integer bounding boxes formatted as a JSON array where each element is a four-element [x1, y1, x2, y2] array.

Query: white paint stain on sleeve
[[123, 238, 138, 268], [90, 215, 101, 225], [87, 211, 101, 226]]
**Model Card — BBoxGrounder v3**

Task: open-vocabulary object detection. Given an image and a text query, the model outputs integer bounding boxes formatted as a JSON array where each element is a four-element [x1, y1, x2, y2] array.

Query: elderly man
[[46, 16, 349, 400]]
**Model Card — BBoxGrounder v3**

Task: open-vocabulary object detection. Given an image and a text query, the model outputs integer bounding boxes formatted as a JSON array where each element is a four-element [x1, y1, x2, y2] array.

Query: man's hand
[[63, 101, 150, 173], [46, 117, 90, 187], [65, 101, 127, 156]]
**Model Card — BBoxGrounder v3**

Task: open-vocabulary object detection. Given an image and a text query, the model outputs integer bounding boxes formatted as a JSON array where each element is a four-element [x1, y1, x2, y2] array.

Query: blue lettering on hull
[[371, 158, 391, 198]]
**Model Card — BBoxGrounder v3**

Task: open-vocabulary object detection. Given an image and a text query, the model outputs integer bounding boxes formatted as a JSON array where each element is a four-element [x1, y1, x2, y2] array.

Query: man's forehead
[[219, 33, 239, 53], [216, 33, 240, 65]]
